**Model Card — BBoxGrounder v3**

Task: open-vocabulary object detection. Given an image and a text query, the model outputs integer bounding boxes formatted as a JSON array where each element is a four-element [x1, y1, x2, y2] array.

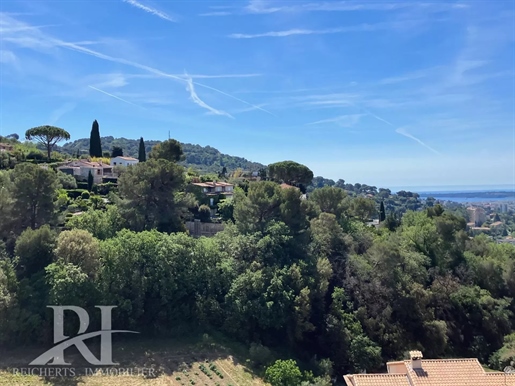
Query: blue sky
[[0, 0, 514, 188]]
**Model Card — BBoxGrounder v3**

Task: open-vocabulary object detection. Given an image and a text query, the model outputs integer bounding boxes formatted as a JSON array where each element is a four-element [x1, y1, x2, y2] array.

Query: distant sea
[[388, 184, 515, 203]]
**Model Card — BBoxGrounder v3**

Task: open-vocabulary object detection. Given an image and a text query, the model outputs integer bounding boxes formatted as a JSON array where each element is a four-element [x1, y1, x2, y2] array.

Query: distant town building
[[500, 203, 508, 213], [467, 206, 486, 226]]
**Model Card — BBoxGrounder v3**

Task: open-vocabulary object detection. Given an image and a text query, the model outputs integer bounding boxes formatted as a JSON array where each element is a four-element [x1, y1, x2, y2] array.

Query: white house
[[110, 156, 139, 167], [57, 160, 112, 184]]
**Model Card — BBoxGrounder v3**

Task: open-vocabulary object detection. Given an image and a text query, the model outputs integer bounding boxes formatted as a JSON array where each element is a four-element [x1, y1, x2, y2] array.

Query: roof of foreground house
[[344, 354, 515, 386]]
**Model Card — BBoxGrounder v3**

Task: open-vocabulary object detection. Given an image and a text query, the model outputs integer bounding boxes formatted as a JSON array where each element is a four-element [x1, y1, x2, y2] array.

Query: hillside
[[0, 335, 267, 385], [59, 137, 266, 174]]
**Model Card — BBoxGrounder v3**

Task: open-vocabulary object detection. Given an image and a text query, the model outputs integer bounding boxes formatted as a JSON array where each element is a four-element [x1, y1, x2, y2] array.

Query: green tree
[[268, 161, 314, 187], [379, 201, 386, 222], [265, 359, 303, 386], [45, 262, 98, 307], [66, 205, 125, 240], [217, 198, 235, 222], [10, 163, 59, 230], [0, 171, 14, 237], [54, 229, 100, 277], [149, 139, 184, 163], [138, 137, 146, 162], [111, 146, 123, 157], [350, 197, 376, 221], [56, 171, 77, 189], [25, 125, 70, 160], [89, 120, 102, 157], [233, 181, 282, 234], [198, 204, 211, 222], [15, 225, 56, 278], [117, 159, 189, 232], [309, 186, 350, 221], [87, 170, 94, 191]]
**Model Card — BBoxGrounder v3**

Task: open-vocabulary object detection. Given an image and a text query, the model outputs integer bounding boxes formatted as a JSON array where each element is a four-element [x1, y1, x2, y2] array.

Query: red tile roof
[[344, 374, 410, 386], [344, 357, 515, 386]]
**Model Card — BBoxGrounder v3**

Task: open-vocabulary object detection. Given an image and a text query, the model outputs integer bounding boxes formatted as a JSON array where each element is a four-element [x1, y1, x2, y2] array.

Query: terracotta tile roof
[[344, 358, 515, 386], [344, 374, 410, 386], [405, 358, 484, 386]]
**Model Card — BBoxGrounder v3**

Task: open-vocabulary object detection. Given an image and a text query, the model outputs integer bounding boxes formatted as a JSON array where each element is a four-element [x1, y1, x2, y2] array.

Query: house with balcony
[[57, 160, 113, 184], [192, 181, 234, 197]]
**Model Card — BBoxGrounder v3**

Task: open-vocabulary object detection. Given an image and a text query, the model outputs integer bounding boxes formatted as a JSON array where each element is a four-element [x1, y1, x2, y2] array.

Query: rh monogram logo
[[30, 306, 139, 366]]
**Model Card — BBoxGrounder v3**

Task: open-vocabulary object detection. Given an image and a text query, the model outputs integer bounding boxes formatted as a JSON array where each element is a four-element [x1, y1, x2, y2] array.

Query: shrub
[[81, 191, 90, 200], [67, 204, 80, 213], [265, 359, 302, 386], [77, 181, 89, 190], [56, 171, 77, 189], [198, 205, 211, 223], [66, 189, 88, 199], [249, 343, 274, 367], [26, 151, 44, 160], [95, 182, 117, 195]]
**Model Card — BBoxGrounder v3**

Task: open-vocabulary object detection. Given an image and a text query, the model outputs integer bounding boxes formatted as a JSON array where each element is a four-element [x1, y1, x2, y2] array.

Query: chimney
[[409, 351, 423, 370]]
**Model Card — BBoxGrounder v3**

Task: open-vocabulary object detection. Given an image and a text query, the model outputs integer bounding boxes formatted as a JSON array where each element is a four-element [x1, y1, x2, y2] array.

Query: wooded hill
[[60, 136, 266, 174]]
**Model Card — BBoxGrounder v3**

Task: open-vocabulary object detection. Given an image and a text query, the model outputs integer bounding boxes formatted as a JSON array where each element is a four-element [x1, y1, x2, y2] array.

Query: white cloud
[[204, 1, 469, 16], [199, 11, 232, 16], [183, 74, 233, 118], [122, 0, 177, 22], [229, 25, 379, 39], [0, 50, 16, 64], [0, 13, 269, 116], [88, 85, 145, 108], [395, 127, 440, 155], [90, 74, 128, 89], [306, 114, 364, 127], [48, 102, 77, 125]]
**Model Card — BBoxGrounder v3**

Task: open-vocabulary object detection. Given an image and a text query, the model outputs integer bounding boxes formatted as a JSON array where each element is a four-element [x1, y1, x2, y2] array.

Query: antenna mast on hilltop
[[168, 130, 170, 139]]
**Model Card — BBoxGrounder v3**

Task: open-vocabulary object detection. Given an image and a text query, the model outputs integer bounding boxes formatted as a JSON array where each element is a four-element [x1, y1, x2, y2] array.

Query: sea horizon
[[388, 184, 515, 194]]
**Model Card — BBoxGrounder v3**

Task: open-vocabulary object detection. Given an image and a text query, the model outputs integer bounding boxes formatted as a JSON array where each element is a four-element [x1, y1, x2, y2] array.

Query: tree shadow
[[0, 334, 264, 383]]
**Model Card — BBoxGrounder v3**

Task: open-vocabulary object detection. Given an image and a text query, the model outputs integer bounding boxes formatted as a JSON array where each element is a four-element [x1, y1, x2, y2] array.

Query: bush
[[94, 182, 117, 195], [265, 360, 303, 386], [56, 171, 77, 189], [249, 343, 274, 367], [74, 198, 90, 211], [67, 204, 80, 213], [198, 205, 211, 223], [77, 181, 89, 190], [66, 189, 88, 199], [81, 191, 90, 200], [26, 151, 44, 160]]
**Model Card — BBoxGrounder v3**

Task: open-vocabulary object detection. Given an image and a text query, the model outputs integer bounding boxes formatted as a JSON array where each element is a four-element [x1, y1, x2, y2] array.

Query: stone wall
[[185, 220, 225, 237]]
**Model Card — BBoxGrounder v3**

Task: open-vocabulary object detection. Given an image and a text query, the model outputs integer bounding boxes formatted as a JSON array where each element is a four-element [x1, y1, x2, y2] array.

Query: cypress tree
[[89, 120, 102, 157], [87, 170, 94, 191], [379, 201, 386, 222], [138, 137, 146, 162]]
